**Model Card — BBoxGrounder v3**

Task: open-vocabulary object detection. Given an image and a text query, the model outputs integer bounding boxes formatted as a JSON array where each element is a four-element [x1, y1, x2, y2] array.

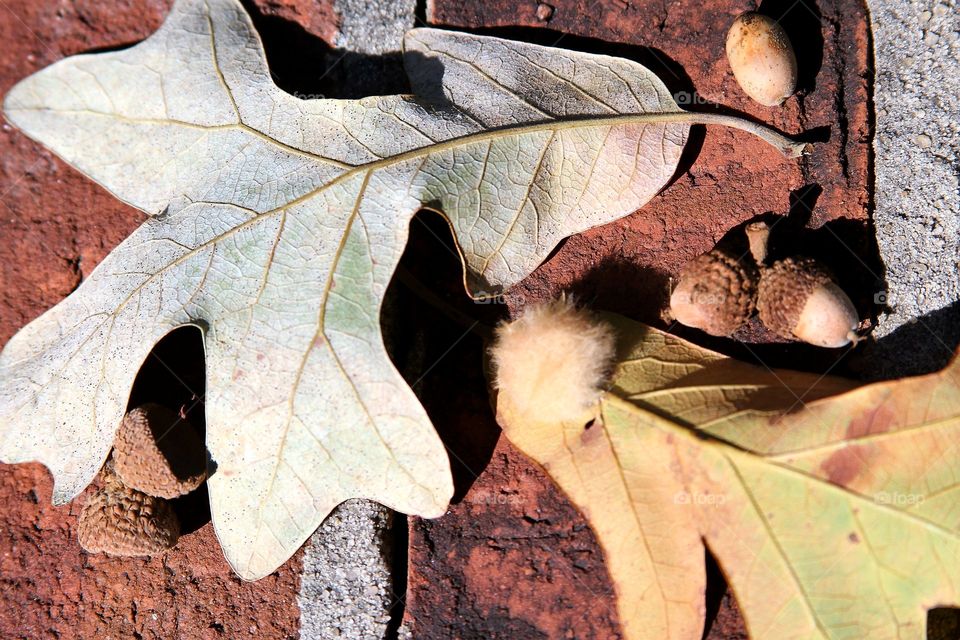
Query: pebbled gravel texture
[[334, 0, 416, 54], [866, 0, 960, 378], [298, 500, 398, 639]]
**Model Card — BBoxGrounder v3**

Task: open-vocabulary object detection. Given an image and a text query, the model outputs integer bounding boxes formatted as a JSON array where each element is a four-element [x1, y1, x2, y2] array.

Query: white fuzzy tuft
[[490, 297, 616, 424]]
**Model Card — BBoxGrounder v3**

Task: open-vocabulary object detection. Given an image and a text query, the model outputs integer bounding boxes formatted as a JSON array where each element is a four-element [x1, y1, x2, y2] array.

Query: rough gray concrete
[[334, 0, 417, 54], [296, 2, 418, 639], [867, 0, 960, 376], [298, 500, 399, 639]]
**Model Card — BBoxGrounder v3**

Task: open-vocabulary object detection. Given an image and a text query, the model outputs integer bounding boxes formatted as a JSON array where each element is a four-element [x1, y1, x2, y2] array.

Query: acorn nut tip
[[726, 12, 798, 107], [670, 250, 759, 337], [756, 257, 860, 348]]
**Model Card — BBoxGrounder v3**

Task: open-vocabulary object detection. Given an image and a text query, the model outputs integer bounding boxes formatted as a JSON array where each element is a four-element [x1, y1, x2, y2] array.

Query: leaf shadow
[[858, 301, 960, 381], [758, 0, 825, 95], [558, 253, 674, 327], [702, 546, 748, 639], [241, 0, 410, 99], [383, 210, 507, 503], [126, 326, 212, 536], [928, 607, 960, 640]]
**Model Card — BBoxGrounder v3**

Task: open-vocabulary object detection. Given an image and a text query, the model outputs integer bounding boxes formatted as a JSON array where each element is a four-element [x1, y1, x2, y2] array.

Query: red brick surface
[[0, 0, 871, 638], [406, 0, 872, 638]]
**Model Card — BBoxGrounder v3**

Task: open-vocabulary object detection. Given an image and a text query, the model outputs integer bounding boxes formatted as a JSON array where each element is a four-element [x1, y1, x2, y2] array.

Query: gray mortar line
[[298, 500, 399, 640], [334, 0, 419, 54], [296, 5, 416, 638]]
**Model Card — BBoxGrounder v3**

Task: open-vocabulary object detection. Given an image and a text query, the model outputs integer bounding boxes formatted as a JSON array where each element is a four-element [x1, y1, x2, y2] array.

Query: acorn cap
[[77, 466, 180, 556], [669, 250, 758, 337], [112, 403, 207, 499], [757, 257, 859, 347]]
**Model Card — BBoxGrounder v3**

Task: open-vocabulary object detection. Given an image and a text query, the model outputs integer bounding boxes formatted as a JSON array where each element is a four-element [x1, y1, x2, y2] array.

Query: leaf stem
[[346, 111, 809, 176], [615, 111, 811, 158]]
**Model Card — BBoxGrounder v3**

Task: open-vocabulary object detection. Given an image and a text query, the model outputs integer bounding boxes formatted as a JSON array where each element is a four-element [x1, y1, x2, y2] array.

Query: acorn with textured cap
[[112, 403, 207, 499], [77, 464, 180, 556], [756, 257, 860, 347], [669, 250, 759, 337]]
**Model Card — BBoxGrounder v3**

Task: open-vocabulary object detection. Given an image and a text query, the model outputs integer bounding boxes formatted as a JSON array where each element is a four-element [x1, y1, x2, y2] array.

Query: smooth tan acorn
[[669, 250, 758, 337], [726, 12, 798, 106], [756, 257, 859, 347]]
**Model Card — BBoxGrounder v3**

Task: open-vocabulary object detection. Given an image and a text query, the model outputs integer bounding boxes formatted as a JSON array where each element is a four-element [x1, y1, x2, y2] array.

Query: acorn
[[726, 12, 797, 106], [669, 250, 759, 337], [77, 463, 180, 556], [756, 257, 860, 347], [112, 403, 207, 499]]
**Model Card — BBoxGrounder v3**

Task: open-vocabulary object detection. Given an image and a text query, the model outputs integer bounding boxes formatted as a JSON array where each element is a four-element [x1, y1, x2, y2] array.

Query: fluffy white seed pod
[[490, 297, 616, 424]]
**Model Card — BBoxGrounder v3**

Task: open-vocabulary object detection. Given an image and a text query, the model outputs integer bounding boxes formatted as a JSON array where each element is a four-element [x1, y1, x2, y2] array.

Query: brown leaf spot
[[848, 532, 859, 544], [820, 447, 864, 486], [845, 401, 896, 440], [579, 420, 601, 447]]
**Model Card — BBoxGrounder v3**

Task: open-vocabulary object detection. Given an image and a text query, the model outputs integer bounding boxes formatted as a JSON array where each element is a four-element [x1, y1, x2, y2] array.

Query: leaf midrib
[[26, 110, 692, 357]]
